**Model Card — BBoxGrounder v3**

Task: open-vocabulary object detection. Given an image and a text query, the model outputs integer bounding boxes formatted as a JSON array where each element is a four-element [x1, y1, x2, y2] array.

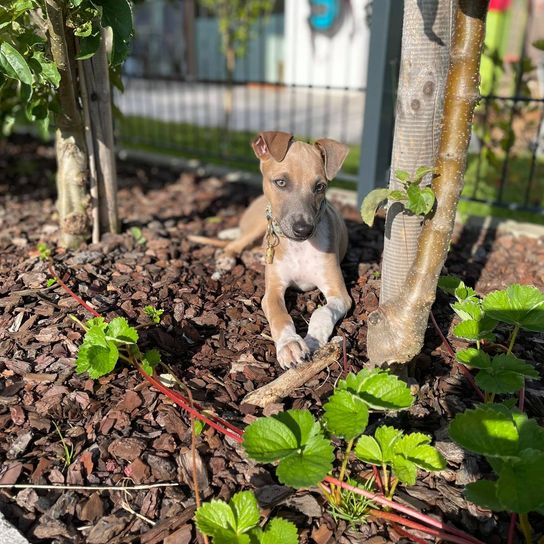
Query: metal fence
[[114, 0, 544, 217], [115, 0, 368, 183]]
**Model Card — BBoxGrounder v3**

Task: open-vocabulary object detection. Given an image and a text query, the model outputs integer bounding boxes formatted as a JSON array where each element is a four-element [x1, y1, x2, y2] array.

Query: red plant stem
[[375, 511, 475, 544], [507, 513, 517, 544], [49, 263, 101, 318], [391, 523, 429, 544], [136, 366, 244, 443], [430, 311, 485, 401], [325, 476, 483, 544], [57, 262, 484, 544], [372, 465, 384, 494], [518, 385, 525, 411]]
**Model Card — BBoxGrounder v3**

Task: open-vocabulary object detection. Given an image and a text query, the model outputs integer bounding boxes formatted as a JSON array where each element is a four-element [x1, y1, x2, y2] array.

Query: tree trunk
[[367, 0, 489, 365], [380, 0, 453, 304], [45, 0, 90, 249], [80, 29, 119, 242]]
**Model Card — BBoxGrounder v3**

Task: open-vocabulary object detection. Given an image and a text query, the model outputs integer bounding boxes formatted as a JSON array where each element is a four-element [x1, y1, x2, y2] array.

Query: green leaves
[[355, 426, 446, 485], [144, 305, 164, 324], [450, 405, 544, 513], [456, 348, 538, 395], [92, 0, 134, 65], [338, 369, 413, 411], [195, 490, 299, 544], [450, 404, 544, 458], [322, 390, 369, 440], [0, 42, 32, 84], [360, 166, 437, 227], [482, 284, 544, 332], [75, 317, 138, 378], [405, 184, 435, 216], [360, 188, 390, 227], [243, 410, 334, 488]]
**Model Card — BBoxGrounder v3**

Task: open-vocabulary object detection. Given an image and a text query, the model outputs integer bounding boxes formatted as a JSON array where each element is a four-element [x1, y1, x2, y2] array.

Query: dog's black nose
[[292, 221, 314, 239]]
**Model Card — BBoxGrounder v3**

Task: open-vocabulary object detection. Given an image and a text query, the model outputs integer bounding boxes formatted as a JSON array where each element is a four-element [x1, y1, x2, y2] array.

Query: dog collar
[[264, 203, 282, 264], [265, 203, 284, 237]]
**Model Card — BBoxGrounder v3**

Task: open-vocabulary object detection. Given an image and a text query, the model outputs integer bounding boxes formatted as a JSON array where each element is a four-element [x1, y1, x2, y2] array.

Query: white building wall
[[284, 0, 371, 89]]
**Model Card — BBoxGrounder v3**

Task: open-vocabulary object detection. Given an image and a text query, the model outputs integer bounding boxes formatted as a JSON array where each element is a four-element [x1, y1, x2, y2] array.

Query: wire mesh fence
[[114, 0, 544, 217]]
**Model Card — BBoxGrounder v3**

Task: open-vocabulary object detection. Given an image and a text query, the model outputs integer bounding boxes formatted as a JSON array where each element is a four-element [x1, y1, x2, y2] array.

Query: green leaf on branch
[[496, 449, 544, 513], [355, 426, 445, 485], [472, 353, 539, 395], [106, 316, 138, 344], [451, 300, 482, 321], [29, 51, 60, 86], [438, 275, 464, 296], [414, 166, 435, 182], [360, 188, 390, 227], [453, 316, 497, 341], [394, 170, 410, 183], [482, 284, 544, 332], [448, 404, 524, 458], [533, 39, 544, 51], [92, 0, 134, 66], [77, 31, 101, 60], [75, 319, 119, 379], [322, 390, 369, 440], [405, 184, 435, 216], [338, 369, 413, 411], [0, 42, 32, 85], [243, 409, 333, 488], [456, 348, 491, 368]]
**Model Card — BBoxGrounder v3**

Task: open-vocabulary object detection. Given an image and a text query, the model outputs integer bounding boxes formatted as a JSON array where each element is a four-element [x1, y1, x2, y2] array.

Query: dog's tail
[[186, 234, 230, 248]]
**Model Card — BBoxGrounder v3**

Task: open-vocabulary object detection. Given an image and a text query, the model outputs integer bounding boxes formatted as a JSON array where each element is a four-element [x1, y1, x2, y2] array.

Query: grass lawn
[[117, 115, 544, 225]]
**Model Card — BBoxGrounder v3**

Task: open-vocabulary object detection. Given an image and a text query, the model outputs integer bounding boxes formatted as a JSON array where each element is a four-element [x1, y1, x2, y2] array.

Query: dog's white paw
[[277, 335, 310, 369]]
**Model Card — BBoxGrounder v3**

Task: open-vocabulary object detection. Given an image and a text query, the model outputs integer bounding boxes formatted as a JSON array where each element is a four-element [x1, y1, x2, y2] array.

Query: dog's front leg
[[262, 274, 310, 369], [305, 281, 351, 353]]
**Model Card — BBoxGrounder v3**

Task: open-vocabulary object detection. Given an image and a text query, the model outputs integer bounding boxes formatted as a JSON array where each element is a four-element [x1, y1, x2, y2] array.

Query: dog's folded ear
[[315, 139, 350, 180], [251, 131, 293, 162]]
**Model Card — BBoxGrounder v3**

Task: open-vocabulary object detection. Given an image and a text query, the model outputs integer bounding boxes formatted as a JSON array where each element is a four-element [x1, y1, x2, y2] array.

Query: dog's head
[[251, 131, 349, 241]]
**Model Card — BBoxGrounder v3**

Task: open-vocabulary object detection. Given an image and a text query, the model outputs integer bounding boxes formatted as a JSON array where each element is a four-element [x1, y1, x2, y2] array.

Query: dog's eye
[[314, 182, 327, 194], [273, 178, 287, 188]]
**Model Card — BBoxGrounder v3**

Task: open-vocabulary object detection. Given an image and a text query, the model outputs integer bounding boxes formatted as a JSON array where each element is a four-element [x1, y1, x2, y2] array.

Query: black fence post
[[357, 0, 404, 206]]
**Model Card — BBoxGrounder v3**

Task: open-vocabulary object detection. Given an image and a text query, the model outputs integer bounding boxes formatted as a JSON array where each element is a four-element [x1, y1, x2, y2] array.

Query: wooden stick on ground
[[241, 340, 342, 408]]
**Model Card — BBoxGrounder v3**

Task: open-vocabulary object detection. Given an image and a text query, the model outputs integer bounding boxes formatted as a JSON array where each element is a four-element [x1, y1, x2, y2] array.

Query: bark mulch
[[1, 135, 543, 543]]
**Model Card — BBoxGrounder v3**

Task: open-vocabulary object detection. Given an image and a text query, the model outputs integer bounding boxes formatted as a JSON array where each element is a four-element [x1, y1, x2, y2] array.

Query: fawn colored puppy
[[189, 131, 351, 368]]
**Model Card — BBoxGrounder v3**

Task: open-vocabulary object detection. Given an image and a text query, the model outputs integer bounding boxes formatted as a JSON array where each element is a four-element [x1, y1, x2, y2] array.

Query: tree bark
[[45, 0, 90, 249], [80, 29, 119, 241], [380, 0, 453, 304], [367, 0, 489, 365]]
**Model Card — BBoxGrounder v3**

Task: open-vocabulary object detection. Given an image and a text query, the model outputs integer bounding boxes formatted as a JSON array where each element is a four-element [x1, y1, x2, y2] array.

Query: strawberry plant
[[143, 305, 164, 325], [449, 405, 544, 543], [361, 166, 436, 227], [243, 369, 446, 523], [195, 490, 298, 544], [439, 279, 543, 402], [71, 315, 161, 379], [439, 280, 544, 542]]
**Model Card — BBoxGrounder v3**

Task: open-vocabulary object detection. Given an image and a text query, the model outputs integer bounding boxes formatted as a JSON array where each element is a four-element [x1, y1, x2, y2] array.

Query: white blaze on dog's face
[[251, 131, 349, 241]]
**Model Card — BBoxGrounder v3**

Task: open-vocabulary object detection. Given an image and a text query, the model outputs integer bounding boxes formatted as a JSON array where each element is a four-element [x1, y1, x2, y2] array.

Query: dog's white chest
[[276, 225, 330, 292]]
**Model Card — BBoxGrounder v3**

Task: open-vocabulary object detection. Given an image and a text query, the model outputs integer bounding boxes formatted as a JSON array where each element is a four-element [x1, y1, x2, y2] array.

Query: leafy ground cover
[[1, 135, 544, 543]]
